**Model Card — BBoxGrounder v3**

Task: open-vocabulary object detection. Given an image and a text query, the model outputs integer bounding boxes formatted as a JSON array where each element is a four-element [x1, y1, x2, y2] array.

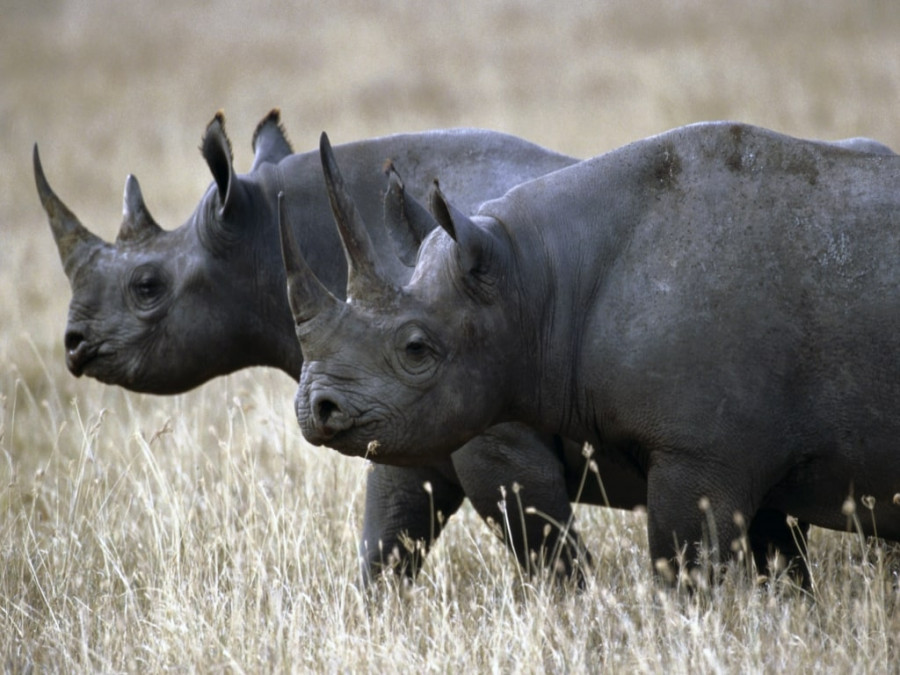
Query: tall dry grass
[[2, 0, 899, 671]]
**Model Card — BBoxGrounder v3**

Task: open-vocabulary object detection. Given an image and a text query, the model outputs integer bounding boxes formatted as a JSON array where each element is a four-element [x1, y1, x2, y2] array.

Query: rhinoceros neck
[[488, 150, 651, 442]]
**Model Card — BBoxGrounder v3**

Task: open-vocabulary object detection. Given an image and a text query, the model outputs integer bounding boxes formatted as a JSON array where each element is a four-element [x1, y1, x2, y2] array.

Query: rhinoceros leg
[[645, 454, 754, 584], [748, 509, 811, 587], [359, 461, 465, 585], [452, 425, 592, 585]]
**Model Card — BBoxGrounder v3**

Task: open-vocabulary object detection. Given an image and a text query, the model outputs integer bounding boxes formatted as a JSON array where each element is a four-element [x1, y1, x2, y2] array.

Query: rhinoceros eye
[[395, 324, 439, 377], [128, 264, 169, 311], [405, 338, 427, 357]]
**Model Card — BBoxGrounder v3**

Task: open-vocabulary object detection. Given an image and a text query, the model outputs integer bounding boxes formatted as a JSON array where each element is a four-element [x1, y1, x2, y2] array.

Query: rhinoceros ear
[[278, 191, 341, 325], [200, 111, 237, 217], [250, 108, 293, 171], [117, 174, 164, 243], [320, 132, 398, 302], [33, 143, 106, 281], [430, 184, 499, 281], [383, 163, 438, 268]]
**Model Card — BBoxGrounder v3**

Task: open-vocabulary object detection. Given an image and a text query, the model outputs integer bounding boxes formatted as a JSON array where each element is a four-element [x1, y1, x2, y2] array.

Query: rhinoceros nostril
[[63, 330, 98, 376], [65, 330, 85, 352], [310, 392, 354, 437], [317, 398, 340, 425]]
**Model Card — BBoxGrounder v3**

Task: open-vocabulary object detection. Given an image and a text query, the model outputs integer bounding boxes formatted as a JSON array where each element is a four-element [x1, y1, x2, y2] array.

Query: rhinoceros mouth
[[65, 341, 115, 378], [65, 342, 96, 376], [301, 415, 381, 455]]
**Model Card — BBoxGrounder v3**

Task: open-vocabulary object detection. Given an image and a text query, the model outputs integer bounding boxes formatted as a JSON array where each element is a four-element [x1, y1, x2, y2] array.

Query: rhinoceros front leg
[[452, 424, 592, 584], [359, 461, 465, 585], [645, 453, 756, 585]]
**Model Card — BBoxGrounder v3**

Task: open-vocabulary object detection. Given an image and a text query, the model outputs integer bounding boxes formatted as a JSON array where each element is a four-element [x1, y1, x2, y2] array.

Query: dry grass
[[2, 0, 899, 671]]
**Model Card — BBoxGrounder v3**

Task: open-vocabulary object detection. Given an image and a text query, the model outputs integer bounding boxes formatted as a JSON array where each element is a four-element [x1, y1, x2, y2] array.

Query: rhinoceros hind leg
[[748, 508, 811, 588]]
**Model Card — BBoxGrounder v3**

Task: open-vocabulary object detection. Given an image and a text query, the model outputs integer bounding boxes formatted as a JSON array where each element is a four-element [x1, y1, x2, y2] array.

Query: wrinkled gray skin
[[285, 122, 899, 581], [36, 110, 638, 584]]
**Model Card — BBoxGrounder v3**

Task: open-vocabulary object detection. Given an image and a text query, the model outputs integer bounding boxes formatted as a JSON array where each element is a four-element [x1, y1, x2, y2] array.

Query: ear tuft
[[201, 111, 233, 164], [200, 111, 236, 214], [430, 184, 499, 280], [429, 182, 457, 241], [251, 107, 294, 165]]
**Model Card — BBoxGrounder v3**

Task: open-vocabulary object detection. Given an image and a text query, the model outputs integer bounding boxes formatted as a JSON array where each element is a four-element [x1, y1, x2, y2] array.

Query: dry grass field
[[2, 0, 900, 671]]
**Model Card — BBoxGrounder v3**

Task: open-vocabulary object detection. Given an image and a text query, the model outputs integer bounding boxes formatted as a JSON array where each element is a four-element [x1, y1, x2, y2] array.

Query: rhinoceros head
[[35, 110, 299, 393], [280, 134, 522, 464]]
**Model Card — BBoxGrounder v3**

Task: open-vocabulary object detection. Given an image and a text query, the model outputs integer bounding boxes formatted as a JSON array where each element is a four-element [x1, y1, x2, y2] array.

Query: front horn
[[319, 132, 398, 303], [33, 144, 105, 280]]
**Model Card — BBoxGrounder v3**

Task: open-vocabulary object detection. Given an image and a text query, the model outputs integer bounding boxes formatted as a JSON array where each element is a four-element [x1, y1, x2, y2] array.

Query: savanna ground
[[2, 0, 900, 671]]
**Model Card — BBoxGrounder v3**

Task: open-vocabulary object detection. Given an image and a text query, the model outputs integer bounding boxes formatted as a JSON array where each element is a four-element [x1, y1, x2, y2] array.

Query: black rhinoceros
[[282, 122, 900, 582], [36, 111, 652, 584]]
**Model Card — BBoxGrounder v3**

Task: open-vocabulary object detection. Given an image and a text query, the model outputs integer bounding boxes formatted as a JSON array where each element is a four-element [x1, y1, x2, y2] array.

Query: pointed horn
[[278, 191, 341, 325], [319, 132, 396, 302], [250, 108, 293, 171], [33, 143, 105, 278], [117, 174, 164, 243], [383, 163, 438, 268]]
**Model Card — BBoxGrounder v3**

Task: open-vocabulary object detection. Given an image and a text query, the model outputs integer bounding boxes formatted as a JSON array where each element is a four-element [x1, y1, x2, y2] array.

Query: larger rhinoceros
[[281, 122, 900, 582], [36, 111, 651, 584]]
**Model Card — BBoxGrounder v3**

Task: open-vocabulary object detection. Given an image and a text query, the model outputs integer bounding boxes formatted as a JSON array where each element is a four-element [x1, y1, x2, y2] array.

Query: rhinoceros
[[281, 122, 900, 582], [36, 110, 647, 583]]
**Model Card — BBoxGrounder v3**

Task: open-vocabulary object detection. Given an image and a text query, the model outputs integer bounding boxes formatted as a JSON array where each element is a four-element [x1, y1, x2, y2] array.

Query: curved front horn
[[33, 144, 105, 279], [278, 192, 341, 325], [118, 174, 163, 243], [319, 132, 397, 303]]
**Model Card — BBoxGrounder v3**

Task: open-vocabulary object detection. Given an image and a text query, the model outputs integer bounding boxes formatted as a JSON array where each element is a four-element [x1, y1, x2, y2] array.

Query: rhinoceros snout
[[309, 390, 353, 440], [64, 329, 93, 376]]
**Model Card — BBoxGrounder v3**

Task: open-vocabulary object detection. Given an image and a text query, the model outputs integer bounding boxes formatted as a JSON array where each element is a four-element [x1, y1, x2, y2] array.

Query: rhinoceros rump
[[284, 122, 900, 582]]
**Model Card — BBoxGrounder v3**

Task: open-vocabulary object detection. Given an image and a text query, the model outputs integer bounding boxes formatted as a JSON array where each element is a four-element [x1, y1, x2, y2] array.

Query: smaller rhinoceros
[[36, 111, 636, 585], [281, 123, 900, 582]]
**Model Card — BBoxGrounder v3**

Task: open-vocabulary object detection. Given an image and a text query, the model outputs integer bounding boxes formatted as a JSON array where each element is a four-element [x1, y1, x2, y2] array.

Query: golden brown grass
[[2, 0, 899, 671]]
